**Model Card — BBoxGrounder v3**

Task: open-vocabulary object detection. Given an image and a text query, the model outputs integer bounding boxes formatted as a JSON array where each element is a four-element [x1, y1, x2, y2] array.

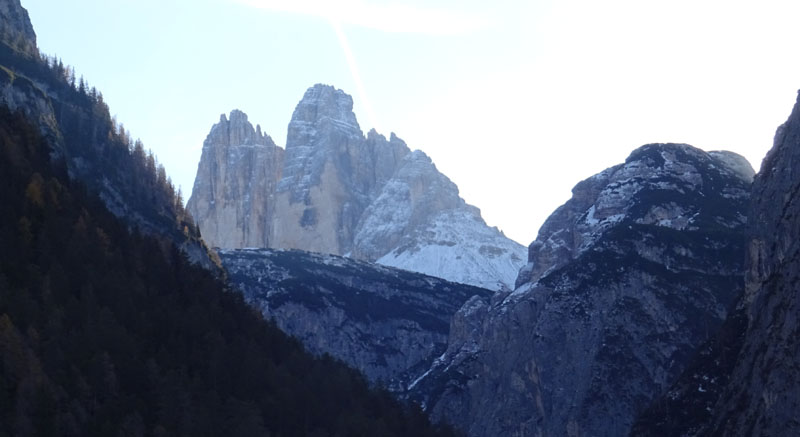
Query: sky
[[23, 0, 800, 246]]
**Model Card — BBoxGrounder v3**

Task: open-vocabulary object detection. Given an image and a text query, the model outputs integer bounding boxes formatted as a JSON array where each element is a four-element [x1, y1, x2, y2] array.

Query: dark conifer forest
[[0, 12, 456, 436], [0, 107, 456, 436]]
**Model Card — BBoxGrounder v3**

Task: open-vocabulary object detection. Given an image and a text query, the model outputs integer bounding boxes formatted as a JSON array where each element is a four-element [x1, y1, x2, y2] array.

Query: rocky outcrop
[[189, 84, 525, 290], [187, 110, 283, 249], [409, 144, 753, 436], [0, 11, 219, 272], [0, 0, 36, 52], [633, 91, 800, 436], [220, 248, 492, 389]]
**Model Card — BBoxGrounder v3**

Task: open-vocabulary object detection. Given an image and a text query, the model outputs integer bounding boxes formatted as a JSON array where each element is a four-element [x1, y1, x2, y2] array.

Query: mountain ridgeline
[[220, 248, 492, 390], [5, 0, 800, 436], [187, 85, 526, 291], [409, 144, 755, 436], [0, 1, 456, 435]]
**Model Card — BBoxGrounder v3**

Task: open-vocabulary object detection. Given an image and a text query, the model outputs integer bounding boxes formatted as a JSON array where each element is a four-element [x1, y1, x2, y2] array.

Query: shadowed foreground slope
[[0, 106, 456, 436]]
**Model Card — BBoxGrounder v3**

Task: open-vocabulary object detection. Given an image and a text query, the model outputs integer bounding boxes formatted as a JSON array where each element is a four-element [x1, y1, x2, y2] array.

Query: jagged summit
[[206, 109, 275, 149], [189, 85, 526, 290], [187, 109, 284, 249], [277, 84, 366, 203], [288, 83, 362, 137]]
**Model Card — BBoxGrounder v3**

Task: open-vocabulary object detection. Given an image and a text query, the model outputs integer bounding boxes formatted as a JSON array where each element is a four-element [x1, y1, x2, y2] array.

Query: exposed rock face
[[0, 57, 60, 148], [409, 144, 753, 436], [220, 248, 491, 388], [633, 91, 800, 436], [705, 93, 800, 436], [354, 150, 524, 291], [187, 110, 283, 249], [189, 84, 525, 290], [629, 297, 749, 436], [0, 0, 36, 49], [0, 0, 54, 143], [270, 86, 406, 255]]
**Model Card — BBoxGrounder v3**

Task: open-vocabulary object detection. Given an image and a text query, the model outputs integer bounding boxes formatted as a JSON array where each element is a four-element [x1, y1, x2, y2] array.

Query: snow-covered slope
[[353, 149, 525, 290], [373, 209, 524, 291]]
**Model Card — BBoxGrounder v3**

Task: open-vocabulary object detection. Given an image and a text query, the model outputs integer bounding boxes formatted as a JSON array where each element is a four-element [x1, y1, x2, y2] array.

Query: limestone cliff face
[[409, 144, 753, 436], [270, 85, 410, 255], [189, 84, 526, 290], [187, 110, 283, 249], [353, 150, 475, 261]]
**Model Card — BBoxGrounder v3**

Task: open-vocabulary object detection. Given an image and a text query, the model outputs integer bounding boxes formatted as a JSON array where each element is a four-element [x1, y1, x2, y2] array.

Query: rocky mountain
[[187, 84, 525, 290], [188, 110, 284, 249], [629, 295, 749, 435], [632, 91, 800, 436], [408, 143, 754, 436], [220, 248, 492, 390], [0, 0, 36, 54]]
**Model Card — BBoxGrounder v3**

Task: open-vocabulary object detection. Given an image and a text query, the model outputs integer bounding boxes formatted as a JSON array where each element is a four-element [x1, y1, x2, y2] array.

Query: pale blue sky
[[24, 0, 800, 245]]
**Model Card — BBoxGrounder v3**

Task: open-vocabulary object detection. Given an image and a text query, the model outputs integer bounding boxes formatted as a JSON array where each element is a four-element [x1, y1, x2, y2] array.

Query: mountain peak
[[207, 109, 272, 148], [228, 108, 249, 123], [279, 85, 364, 201], [415, 141, 751, 436], [516, 142, 752, 288], [288, 84, 362, 139], [191, 84, 525, 289], [188, 109, 283, 249]]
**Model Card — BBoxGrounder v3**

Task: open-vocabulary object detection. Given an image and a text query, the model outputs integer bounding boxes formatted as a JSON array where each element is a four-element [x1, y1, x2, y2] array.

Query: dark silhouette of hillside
[[0, 106, 456, 436]]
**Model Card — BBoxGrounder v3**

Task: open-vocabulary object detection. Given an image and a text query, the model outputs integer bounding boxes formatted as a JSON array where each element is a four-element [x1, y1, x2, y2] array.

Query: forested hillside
[[0, 106, 455, 436], [0, 17, 215, 270]]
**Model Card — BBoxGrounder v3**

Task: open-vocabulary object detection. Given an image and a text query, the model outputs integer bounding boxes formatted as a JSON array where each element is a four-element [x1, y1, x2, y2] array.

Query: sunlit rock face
[[187, 110, 284, 249], [189, 84, 525, 290], [270, 85, 407, 256], [408, 143, 753, 437]]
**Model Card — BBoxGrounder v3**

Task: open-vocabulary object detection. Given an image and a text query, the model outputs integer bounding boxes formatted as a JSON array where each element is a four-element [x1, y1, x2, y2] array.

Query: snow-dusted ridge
[[219, 247, 492, 390], [408, 142, 755, 436]]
